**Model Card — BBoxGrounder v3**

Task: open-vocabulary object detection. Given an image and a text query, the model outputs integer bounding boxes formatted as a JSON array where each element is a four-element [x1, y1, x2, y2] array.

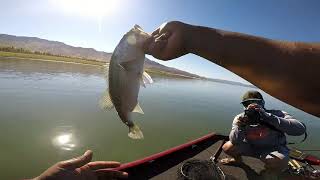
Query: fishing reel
[[287, 159, 320, 179]]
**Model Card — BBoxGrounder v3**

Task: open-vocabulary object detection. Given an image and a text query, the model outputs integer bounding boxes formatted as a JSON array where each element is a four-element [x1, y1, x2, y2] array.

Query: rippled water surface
[[0, 58, 319, 179]]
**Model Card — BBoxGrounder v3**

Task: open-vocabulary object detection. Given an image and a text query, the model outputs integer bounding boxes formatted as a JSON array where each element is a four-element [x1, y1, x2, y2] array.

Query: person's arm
[[229, 115, 246, 145], [261, 111, 306, 136], [146, 21, 320, 117], [246, 104, 306, 136], [188, 25, 320, 117]]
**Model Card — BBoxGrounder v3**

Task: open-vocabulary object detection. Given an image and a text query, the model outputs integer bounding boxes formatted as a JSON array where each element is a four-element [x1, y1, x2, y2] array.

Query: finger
[[158, 22, 169, 33], [61, 150, 93, 169], [76, 166, 96, 180], [156, 32, 171, 41], [95, 169, 128, 179], [88, 161, 121, 170], [241, 116, 248, 122], [147, 39, 168, 58], [255, 107, 262, 112], [151, 28, 160, 36]]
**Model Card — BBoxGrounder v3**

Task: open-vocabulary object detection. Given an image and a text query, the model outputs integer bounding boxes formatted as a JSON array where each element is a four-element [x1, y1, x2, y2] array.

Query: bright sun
[[53, 0, 118, 18]]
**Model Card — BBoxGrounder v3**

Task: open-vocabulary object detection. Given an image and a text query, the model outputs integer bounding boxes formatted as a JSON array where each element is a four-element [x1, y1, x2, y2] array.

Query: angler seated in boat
[[221, 90, 306, 176]]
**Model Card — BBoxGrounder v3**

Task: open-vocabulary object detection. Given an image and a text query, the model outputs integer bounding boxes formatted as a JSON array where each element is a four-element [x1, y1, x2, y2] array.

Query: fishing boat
[[100, 132, 320, 180]]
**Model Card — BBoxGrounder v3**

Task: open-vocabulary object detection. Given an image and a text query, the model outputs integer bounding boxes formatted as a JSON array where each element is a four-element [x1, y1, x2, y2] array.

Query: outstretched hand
[[144, 21, 191, 60], [35, 150, 128, 180]]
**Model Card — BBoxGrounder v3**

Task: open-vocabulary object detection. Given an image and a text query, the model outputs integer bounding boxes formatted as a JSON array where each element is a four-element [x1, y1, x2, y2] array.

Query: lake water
[[1, 57, 319, 179]]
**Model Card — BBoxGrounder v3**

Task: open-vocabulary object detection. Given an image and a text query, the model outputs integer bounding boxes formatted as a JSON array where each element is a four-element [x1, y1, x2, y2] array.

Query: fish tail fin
[[128, 124, 144, 140]]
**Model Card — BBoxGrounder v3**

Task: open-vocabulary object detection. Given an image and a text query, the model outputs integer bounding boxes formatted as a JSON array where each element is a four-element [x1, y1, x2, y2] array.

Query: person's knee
[[222, 141, 238, 156], [222, 141, 232, 153]]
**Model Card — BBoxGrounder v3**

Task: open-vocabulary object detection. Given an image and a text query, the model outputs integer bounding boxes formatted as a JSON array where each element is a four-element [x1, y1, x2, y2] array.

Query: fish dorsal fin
[[99, 88, 114, 110], [134, 24, 142, 30], [132, 102, 144, 114], [142, 71, 153, 84], [119, 60, 136, 71]]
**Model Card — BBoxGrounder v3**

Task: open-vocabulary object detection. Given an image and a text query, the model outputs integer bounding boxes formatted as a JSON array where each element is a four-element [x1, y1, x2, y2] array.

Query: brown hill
[[0, 33, 201, 78]]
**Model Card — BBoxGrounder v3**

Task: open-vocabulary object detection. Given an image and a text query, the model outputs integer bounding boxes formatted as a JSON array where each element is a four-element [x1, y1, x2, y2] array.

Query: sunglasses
[[241, 100, 264, 108]]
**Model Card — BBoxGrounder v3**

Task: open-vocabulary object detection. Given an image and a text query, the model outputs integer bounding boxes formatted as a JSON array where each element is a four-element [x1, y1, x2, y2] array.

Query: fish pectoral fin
[[142, 71, 153, 85], [99, 88, 114, 110], [128, 124, 144, 139], [119, 60, 135, 71], [132, 102, 144, 114]]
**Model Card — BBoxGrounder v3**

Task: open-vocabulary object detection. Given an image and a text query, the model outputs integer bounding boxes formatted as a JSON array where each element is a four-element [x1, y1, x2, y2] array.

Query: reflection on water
[[0, 57, 320, 179], [53, 134, 75, 151], [52, 126, 77, 151]]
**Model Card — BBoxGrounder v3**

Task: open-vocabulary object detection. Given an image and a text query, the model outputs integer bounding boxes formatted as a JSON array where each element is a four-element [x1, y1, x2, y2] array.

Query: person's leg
[[221, 141, 253, 164], [222, 141, 242, 159]]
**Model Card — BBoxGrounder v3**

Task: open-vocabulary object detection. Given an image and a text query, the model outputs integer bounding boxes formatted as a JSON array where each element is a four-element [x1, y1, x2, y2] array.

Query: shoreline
[[0, 56, 104, 67], [0, 51, 199, 79], [0, 51, 104, 66]]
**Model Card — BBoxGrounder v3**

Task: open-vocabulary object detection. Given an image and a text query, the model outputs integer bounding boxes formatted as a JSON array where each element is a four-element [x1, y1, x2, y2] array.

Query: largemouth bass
[[100, 25, 153, 139]]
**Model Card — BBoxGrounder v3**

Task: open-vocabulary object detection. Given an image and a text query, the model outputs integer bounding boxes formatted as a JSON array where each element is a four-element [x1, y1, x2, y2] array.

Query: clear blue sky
[[1, 0, 320, 83]]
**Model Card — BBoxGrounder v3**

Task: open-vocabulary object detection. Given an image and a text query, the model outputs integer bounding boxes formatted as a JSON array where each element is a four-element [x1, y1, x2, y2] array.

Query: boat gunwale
[[112, 133, 227, 171]]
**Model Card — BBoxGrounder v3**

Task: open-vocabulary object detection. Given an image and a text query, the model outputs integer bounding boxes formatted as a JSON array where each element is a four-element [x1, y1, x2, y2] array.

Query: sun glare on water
[[57, 134, 71, 144], [52, 133, 77, 151], [53, 0, 118, 18]]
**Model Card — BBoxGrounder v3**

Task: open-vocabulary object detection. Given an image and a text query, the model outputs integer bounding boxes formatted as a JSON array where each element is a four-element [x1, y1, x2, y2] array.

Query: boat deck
[[151, 140, 266, 180], [151, 140, 319, 180], [116, 134, 319, 180]]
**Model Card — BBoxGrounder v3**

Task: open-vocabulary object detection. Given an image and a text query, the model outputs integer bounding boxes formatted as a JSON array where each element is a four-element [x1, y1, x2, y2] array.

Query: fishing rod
[[296, 149, 320, 152]]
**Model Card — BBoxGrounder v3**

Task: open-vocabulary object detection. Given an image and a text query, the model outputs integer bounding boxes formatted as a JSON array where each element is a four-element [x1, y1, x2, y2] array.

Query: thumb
[[60, 150, 93, 170], [143, 36, 154, 53]]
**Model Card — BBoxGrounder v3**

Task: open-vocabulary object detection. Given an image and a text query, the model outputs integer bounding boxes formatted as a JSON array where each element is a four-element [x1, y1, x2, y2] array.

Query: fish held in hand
[[100, 25, 153, 140]]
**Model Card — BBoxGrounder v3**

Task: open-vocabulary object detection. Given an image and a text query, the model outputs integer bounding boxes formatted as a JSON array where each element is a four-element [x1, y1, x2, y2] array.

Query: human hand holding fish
[[145, 21, 320, 118], [144, 21, 191, 60]]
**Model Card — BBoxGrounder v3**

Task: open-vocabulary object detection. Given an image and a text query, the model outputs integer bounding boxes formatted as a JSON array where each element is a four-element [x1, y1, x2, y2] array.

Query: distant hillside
[[207, 78, 255, 88], [0, 33, 254, 87], [0, 34, 111, 61], [0, 33, 202, 78]]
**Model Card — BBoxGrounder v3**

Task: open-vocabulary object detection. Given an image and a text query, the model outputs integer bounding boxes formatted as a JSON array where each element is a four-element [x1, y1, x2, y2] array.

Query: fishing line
[[296, 149, 320, 152]]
